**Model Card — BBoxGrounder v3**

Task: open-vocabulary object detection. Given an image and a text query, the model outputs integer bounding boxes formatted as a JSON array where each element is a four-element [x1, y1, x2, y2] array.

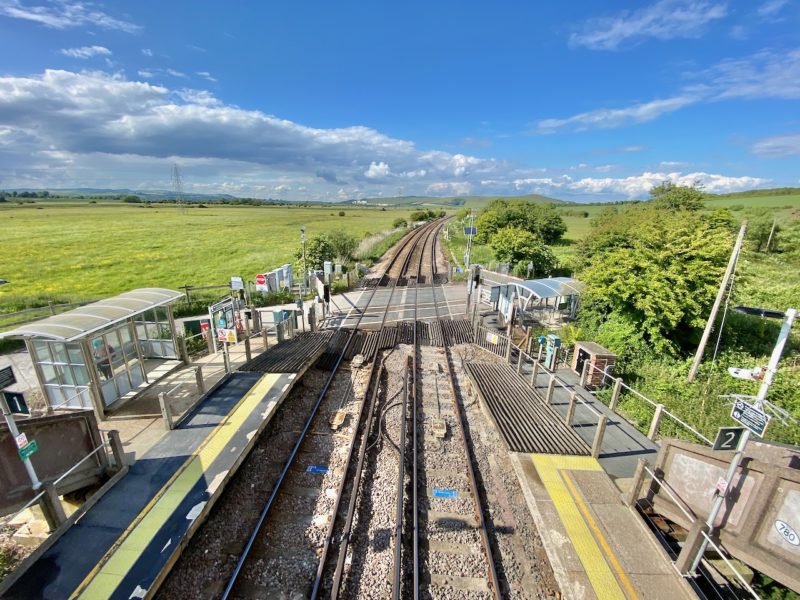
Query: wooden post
[[530, 360, 539, 388], [648, 404, 664, 440], [687, 222, 747, 382], [206, 327, 214, 354], [609, 377, 623, 412], [545, 374, 556, 404], [565, 391, 577, 426], [40, 482, 67, 531], [48, 301, 56, 315], [158, 392, 174, 430], [222, 344, 231, 373], [471, 298, 478, 326], [262, 327, 270, 350], [252, 306, 261, 331], [505, 336, 512, 362], [591, 415, 608, 458], [766, 218, 776, 253], [194, 365, 205, 395], [107, 429, 126, 470], [178, 335, 190, 365], [624, 459, 649, 507], [244, 336, 251, 362], [580, 359, 590, 388], [675, 520, 711, 575], [537, 345, 544, 362], [516, 350, 523, 374]]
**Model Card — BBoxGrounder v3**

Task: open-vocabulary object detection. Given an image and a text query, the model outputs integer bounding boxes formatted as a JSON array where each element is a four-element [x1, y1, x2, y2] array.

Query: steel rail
[[314, 224, 441, 598], [220, 220, 441, 600], [429, 225, 503, 599]]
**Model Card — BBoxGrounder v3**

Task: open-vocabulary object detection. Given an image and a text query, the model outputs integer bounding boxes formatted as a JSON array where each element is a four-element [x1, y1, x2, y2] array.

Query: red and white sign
[[217, 328, 237, 344], [255, 273, 267, 286], [14, 433, 28, 449], [715, 477, 729, 496]]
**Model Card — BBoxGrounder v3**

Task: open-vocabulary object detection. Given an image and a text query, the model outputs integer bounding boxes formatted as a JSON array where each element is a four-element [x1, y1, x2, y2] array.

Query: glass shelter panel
[[31, 340, 92, 410], [135, 308, 176, 359]]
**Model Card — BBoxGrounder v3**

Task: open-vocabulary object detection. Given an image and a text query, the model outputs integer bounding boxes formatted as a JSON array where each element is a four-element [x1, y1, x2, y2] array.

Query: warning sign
[[486, 332, 499, 345], [217, 328, 237, 344]]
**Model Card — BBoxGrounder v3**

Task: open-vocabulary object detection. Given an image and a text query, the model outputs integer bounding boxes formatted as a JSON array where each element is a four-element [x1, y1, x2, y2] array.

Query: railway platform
[[1, 339, 324, 600], [511, 453, 695, 600]]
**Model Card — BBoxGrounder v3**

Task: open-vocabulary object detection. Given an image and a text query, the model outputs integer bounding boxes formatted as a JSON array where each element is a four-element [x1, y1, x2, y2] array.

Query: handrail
[[587, 360, 712, 445], [700, 532, 761, 599], [642, 466, 697, 524], [0, 491, 46, 525], [53, 442, 108, 485]]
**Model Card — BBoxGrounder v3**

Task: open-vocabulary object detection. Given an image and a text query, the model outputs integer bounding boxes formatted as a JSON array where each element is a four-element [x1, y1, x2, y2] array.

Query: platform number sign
[[713, 427, 745, 451]]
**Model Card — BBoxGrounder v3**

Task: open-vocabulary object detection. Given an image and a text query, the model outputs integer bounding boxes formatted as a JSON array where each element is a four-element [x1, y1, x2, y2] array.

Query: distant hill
[[707, 187, 800, 199], [343, 193, 569, 209]]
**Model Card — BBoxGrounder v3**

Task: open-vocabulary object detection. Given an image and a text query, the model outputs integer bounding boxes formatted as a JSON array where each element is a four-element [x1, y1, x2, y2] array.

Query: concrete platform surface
[[511, 453, 695, 600], [2, 370, 299, 600]]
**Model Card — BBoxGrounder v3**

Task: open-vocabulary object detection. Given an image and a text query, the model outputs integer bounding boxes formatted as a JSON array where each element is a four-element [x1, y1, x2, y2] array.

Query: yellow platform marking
[[71, 373, 281, 600], [531, 455, 639, 600]]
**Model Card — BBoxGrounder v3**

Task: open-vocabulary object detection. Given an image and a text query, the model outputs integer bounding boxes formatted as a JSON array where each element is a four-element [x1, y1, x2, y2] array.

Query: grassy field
[[0, 202, 413, 314]]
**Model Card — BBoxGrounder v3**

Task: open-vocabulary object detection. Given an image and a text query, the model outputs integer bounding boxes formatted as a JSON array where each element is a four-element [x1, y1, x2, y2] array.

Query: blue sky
[[0, 0, 798, 202]]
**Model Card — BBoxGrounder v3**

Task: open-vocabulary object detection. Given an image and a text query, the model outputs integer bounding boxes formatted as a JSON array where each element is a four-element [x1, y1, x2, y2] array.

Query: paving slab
[[510, 453, 695, 600], [0, 365, 310, 600]]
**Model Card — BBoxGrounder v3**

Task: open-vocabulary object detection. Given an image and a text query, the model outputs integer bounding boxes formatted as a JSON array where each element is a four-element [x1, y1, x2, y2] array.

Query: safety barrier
[[626, 458, 761, 598]]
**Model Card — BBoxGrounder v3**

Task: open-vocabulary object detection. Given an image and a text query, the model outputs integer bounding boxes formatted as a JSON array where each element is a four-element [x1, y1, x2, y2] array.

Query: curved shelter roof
[[516, 277, 584, 300], [0, 288, 183, 342]]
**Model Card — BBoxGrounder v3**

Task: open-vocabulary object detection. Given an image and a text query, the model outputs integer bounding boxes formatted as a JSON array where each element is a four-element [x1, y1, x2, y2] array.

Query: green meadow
[[0, 202, 412, 315]]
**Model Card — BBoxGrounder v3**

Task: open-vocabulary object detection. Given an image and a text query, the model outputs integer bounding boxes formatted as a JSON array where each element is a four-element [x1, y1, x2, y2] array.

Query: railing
[[626, 460, 761, 599], [583, 360, 712, 445], [0, 300, 90, 329], [470, 317, 711, 448], [0, 430, 124, 530]]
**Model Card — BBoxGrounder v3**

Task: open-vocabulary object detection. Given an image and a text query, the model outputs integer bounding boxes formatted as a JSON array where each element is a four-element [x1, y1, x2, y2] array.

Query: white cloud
[[510, 171, 767, 198], [0, 68, 770, 202], [537, 95, 698, 133], [757, 0, 789, 17], [364, 161, 391, 179], [426, 182, 473, 195], [196, 71, 217, 83], [60, 45, 111, 59], [138, 69, 154, 79], [536, 47, 800, 133], [659, 160, 689, 168], [752, 134, 800, 157], [141, 48, 153, 57], [0, 0, 140, 32], [570, 0, 727, 51]]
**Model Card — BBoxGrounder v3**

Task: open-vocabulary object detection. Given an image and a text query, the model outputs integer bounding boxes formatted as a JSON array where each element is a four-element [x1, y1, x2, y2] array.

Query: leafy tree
[[577, 206, 735, 356], [327, 230, 358, 263], [392, 217, 408, 228], [295, 234, 334, 270], [649, 182, 705, 211], [338, 210, 345, 217], [489, 226, 557, 277], [475, 199, 566, 244]]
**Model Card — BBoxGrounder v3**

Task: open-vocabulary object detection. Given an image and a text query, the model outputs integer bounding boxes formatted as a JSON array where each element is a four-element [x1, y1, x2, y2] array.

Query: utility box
[[572, 341, 616, 388], [544, 334, 561, 370]]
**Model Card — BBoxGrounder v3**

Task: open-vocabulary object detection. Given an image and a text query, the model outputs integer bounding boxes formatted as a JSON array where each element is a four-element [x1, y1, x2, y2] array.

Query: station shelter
[[0, 288, 183, 420], [496, 277, 584, 327]]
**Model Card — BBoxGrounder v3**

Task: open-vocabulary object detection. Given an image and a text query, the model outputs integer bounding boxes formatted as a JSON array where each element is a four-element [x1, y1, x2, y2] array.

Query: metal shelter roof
[[0, 288, 183, 342], [516, 277, 584, 300]]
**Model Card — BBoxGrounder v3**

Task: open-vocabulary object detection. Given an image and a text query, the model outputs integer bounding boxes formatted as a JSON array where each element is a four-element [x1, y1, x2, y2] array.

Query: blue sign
[[432, 488, 458, 499], [306, 465, 329, 474], [3, 392, 28, 415], [463, 226, 477, 236]]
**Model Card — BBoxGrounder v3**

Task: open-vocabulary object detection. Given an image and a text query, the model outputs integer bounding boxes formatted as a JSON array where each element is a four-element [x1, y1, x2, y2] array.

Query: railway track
[[395, 224, 502, 599], [220, 219, 445, 599]]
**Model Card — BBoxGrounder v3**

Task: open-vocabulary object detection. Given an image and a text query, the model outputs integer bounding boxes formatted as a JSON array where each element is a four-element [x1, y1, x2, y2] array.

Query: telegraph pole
[[687, 222, 747, 383]]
